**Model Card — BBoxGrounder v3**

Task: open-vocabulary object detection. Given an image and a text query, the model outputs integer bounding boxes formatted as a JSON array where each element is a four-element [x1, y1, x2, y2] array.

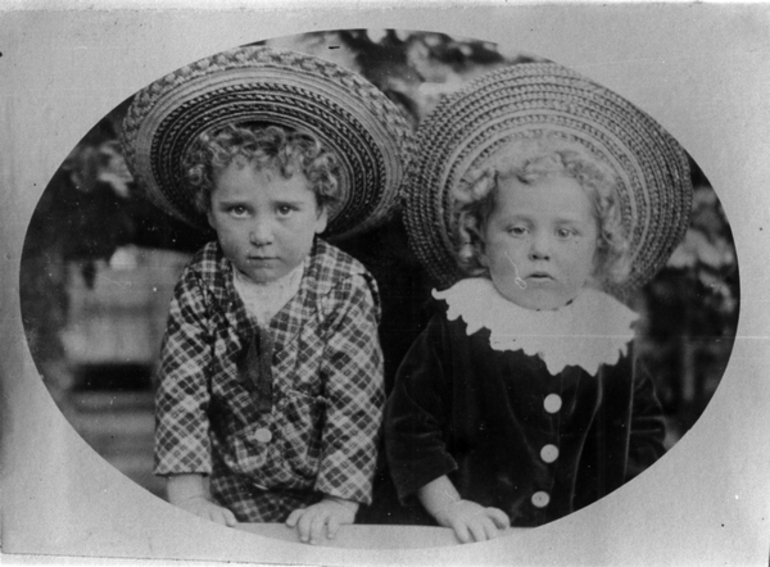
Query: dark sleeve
[[576, 343, 668, 509], [625, 353, 667, 481], [384, 312, 458, 502]]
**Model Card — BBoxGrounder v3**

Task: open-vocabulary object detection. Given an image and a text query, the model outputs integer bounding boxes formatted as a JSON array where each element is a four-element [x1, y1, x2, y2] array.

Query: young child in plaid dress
[[153, 123, 385, 543], [119, 45, 412, 545]]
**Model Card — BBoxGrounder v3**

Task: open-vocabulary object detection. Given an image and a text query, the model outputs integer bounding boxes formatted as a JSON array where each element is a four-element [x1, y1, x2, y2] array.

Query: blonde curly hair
[[452, 134, 631, 288]]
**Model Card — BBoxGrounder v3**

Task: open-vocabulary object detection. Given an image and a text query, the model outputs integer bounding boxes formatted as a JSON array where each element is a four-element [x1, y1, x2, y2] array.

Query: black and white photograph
[[2, 4, 769, 566]]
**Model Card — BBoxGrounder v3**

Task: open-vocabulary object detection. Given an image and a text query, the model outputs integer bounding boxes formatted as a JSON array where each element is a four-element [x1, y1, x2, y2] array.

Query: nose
[[249, 217, 274, 246], [528, 232, 551, 260]]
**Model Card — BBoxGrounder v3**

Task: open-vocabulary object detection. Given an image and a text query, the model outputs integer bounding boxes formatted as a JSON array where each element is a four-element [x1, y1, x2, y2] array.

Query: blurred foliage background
[[20, 30, 738, 499]]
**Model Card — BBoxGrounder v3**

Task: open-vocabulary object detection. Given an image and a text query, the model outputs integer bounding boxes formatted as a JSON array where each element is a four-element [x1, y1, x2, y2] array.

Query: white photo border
[[2, 3, 769, 565]]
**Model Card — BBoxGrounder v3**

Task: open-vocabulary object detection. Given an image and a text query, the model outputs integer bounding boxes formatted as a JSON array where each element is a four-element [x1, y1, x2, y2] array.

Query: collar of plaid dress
[[402, 62, 693, 296], [120, 45, 414, 240]]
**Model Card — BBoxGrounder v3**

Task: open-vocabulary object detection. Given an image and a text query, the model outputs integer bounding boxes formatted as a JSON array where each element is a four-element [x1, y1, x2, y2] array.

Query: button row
[[533, 393, 562, 510]]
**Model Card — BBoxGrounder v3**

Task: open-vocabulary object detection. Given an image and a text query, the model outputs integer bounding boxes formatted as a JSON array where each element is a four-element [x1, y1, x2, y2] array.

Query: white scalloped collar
[[433, 278, 639, 376]]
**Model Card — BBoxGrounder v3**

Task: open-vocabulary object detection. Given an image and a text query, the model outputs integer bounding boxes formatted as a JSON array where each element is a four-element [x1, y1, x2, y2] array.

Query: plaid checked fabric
[[154, 238, 385, 518], [209, 450, 323, 523]]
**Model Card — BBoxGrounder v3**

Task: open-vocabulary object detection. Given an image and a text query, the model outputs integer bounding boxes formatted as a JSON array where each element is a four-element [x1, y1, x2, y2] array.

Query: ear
[[202, 187, 216, 229], [592, 235, 605, 269], [586, 240, 604, 285], [314, 205, 329, 235], [469, 226, 489, 268], [476, 241, 489, 268]]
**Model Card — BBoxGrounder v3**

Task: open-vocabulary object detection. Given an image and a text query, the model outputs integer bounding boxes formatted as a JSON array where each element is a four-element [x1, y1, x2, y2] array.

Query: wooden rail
[[237, 523, 527, 549], [237, 523, 461, 549]]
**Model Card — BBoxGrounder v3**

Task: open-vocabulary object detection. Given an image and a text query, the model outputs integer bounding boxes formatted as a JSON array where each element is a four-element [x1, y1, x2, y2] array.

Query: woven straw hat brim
[[403, 62, 693, 294], [120, 45, 414, 240]]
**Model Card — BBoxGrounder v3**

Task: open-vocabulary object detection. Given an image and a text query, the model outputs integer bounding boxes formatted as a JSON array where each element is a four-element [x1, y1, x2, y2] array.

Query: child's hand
[[176, 495, 239, 527], [435, 499, 510, 544], [285, 496, 358, 545], [166, 474, 238, 527]]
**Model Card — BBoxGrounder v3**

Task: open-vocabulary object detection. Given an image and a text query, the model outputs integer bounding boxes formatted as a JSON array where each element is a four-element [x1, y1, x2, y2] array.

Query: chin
[[242, 270, 277, 285], [519, 293, 568, 312]]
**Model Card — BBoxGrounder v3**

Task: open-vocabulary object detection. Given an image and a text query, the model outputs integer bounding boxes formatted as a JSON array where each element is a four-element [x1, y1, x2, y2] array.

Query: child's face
[[208, 162, 328, 284], [479, 174, 599, 310]]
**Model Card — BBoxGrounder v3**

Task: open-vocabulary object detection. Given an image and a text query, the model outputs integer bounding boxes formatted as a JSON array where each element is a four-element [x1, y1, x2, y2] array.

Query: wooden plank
[[236, 522, 524, 549]]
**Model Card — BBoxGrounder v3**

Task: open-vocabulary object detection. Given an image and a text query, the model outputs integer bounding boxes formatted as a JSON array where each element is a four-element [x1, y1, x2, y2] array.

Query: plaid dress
[[154, 238, 385, 522]]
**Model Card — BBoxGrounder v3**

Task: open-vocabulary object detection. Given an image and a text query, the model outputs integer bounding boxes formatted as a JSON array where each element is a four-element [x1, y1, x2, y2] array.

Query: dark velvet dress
[[384, 298, 667, 527]]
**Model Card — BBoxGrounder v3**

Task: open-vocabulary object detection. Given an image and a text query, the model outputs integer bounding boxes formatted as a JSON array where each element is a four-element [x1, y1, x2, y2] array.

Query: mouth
[[526, 272, 555, 282]]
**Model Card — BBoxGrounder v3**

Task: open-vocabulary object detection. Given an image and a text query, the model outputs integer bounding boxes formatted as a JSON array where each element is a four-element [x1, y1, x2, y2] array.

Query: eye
[[507, 225, 528, 237], [276, 204, 296, 217], [557, 227, 576, 239], [228, 205, 249, 218]]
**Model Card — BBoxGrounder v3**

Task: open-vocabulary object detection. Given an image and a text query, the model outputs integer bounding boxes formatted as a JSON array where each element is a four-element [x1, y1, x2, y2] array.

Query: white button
[[540, 444, 559, 463], [544, 394, 562, 413], [254, 428, 272, 443], [531, 491, 550, 508]]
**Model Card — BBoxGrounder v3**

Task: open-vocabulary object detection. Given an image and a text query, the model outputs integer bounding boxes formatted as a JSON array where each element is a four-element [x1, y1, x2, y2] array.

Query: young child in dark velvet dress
[[386, 63, 693, 543]]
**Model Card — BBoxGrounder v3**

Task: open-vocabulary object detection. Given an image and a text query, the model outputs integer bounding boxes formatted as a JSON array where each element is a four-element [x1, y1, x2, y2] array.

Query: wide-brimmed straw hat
[[121, 45, 414, 239], [403, 62, 693, 295]]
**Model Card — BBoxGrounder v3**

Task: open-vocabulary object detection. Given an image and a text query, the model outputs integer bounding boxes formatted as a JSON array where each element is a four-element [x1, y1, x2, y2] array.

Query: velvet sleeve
[[626, 352, 667, 481], [384, 312, 459, 503]]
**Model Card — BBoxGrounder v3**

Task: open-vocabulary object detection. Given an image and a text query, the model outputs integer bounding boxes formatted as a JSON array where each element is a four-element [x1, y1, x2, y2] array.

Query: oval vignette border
[[1, 4, 769, 567]]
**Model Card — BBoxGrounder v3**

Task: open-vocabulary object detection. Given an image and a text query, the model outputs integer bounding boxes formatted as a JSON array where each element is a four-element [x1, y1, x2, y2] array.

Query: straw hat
[[121, 45, 414, 240], [403, 62, 693, 295]]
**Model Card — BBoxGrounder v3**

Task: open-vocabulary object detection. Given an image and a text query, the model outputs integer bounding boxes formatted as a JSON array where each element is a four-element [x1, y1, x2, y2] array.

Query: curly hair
[[182, 122, 340, 214], [452, 134, 631, 288]]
